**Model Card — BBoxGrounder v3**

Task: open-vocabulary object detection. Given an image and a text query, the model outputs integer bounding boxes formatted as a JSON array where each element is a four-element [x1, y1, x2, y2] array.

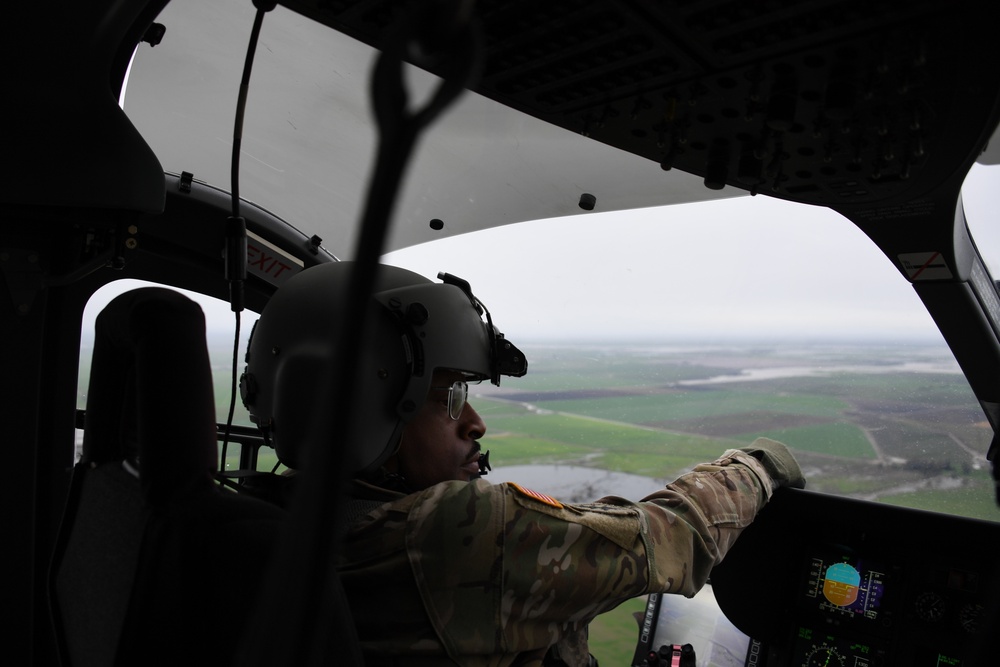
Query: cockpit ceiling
[[125, 0, 743, 257], [120, 0, 1000, 258], [281, 0, 1000, 209]]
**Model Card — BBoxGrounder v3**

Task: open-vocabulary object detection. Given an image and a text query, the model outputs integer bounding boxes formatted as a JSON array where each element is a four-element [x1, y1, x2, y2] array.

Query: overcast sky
[[381, 163, 1000, 344]]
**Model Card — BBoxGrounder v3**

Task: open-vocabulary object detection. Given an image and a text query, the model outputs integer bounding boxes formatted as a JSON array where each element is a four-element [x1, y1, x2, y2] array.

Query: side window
[[78, 279, 263, 473]]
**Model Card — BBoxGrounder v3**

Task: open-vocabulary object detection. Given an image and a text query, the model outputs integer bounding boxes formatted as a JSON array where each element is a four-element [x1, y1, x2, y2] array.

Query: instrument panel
[[642, 488, 1000, 666]]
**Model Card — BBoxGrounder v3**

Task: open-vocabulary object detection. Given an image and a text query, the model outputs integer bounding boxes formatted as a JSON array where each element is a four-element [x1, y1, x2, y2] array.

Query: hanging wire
[[219, 314, 242, 474], [231, 4, 270, 219], [219, 3, 271, 475]]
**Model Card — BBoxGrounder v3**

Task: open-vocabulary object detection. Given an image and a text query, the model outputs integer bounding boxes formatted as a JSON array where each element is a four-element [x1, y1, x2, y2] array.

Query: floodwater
[[675, 360, 961, 385], [489, 464, 666, 504]]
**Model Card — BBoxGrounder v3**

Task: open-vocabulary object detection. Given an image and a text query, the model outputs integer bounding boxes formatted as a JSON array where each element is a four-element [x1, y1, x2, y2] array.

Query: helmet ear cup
[[268, 305, 409, 472], [243, 262, 415, 473]]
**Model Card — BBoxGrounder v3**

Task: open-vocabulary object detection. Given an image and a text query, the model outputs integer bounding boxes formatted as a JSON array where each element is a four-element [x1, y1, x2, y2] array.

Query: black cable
[[219, 312, 242, 476], [231, 6, 268, 219], [219, 3, 270, 475], [219, 216, 247, 472]]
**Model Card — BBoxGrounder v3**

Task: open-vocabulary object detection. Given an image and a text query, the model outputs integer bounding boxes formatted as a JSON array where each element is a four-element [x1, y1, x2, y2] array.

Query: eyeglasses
[[431, 380, 469, 420]]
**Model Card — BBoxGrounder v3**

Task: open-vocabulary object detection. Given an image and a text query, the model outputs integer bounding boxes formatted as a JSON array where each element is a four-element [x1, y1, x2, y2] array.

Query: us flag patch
[[509, 483, 563, 509]]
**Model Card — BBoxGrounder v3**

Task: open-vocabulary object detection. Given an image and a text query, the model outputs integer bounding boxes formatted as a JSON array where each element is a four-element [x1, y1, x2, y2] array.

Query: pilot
[[241, 261, 805, 667]]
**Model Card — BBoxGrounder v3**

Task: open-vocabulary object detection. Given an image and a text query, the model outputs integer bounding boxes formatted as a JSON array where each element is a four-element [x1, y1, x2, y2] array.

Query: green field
[[523, 390, 849, 424], [587, 596, 648, 665], [467, 343, 999, 522]]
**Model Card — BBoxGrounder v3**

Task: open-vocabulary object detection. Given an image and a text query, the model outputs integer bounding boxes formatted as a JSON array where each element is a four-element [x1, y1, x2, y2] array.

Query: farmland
[[472, 341, 997, 521]]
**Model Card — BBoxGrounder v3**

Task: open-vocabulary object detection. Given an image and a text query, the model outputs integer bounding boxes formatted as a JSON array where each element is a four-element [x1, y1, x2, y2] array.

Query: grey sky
[[382, 163, 1000, 343]]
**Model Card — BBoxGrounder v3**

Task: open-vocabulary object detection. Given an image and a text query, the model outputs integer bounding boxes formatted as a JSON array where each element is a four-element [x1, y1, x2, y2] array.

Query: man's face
[[390, 369, 488, 490]]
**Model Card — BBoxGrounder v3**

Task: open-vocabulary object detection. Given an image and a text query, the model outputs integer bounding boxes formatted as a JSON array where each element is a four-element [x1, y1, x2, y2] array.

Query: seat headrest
[[83, 287, 218, 505]]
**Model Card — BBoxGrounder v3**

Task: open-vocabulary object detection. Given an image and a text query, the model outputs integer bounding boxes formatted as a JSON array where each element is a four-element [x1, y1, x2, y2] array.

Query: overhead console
[[281, 0, 1000, 210], [706, 489, 1000, 666]]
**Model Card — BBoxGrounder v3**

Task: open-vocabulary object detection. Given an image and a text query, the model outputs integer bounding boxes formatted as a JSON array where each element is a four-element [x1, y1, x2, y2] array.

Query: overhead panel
[[280, 0, 1000, 209]]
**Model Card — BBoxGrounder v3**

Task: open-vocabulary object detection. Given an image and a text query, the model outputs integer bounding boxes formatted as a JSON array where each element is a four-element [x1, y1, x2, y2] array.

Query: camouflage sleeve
[[405, 449, 772, 661], [640, 448, 773, 597]]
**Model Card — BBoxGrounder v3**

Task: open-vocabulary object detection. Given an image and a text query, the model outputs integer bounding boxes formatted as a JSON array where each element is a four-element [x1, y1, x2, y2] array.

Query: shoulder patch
[[508, 482, 564, 509]]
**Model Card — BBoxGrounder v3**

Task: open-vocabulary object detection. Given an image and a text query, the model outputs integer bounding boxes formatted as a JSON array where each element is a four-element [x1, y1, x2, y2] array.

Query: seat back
[[51, 461, 143, 667], [50, 287, 286, 666]]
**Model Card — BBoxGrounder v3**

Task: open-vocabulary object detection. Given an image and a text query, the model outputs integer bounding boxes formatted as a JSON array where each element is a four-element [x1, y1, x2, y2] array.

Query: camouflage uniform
[[339, 447, 776, 666]]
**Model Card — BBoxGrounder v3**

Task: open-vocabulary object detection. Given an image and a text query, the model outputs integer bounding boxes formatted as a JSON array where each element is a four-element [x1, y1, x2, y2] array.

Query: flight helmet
[[240, 261, 526, 473]]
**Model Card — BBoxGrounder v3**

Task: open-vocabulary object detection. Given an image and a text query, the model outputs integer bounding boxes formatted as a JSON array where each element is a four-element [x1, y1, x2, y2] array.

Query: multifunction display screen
[[803, 554, 887, 621]]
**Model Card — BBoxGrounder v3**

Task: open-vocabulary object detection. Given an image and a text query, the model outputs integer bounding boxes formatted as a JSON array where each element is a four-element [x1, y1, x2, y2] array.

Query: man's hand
[[739, 438, 805, 489]]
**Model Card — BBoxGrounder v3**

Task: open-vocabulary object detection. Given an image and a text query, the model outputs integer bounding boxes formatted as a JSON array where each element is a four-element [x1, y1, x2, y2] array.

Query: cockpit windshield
[[117, 0, 1000, 524]]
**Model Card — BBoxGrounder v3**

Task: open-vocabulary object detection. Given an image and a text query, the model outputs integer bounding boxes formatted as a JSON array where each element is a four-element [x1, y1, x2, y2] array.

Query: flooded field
[[490, 464, 666, 503]]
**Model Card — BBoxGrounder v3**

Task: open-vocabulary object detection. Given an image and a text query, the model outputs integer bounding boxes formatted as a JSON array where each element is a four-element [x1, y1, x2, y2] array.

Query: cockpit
[[6, 1, 1000, 665]]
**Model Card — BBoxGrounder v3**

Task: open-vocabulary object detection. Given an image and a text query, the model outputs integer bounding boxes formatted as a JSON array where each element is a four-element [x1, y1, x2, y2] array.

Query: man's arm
[[405, 438, 802, 659]]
